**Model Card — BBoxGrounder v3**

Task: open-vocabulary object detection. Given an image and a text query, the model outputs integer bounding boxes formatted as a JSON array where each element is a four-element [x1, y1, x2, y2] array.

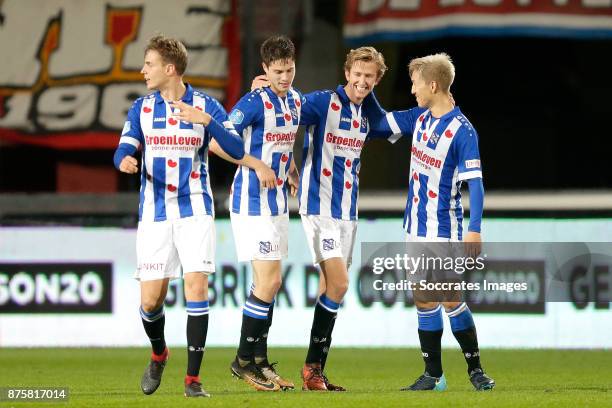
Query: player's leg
[[228, 213, 281, 391], [174, 215, 217, 397], [247, 261, 294, 389], [401, 298, 447, 391], [182, 272, 211, 397], [136, 220, 178, 395], [252, 214, 288, 368], [140, 279, 170, 356], [317, 272, 331, 370], [443, 301, 495, 390], [302, 257, 347, 391], [233, 260, 278, 376], [300, 215, 348, 391], [139, 279, 171, 395], [319, 218, 356, 391]]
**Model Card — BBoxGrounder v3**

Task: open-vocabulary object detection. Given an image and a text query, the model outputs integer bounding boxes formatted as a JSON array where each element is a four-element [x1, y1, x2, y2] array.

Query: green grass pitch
[[1, 347, 610, 407]]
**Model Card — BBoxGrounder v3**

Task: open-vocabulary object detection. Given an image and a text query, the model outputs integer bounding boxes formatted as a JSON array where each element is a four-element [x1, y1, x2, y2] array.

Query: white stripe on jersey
[[188, 94, 208, 217], [386, 111, 403, 144], [140, 96, 156, 222], [441, 119, 464, 241], [259, 90, 278, 215], [120, 136, 140, 148], [339, 103, 363, 217], [237, 124, 252, 215], [424, 118, 460, 237], [458, 170, 483, 181], [299, 124, 316, 210]]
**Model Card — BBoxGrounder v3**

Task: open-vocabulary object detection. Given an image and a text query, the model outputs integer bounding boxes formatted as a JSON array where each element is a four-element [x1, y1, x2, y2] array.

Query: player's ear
[[430, 80, 438, 94], [344, 69, 350, 83], [165, 63, 175, 76], [262, 62, 269, 75]]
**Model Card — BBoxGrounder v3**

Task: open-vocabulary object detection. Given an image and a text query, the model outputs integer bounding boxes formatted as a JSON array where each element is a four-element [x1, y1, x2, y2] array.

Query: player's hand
[[255, 163, 276, 189], [169, 100, 211, 125], [464, 231, 482, 259], [119, 155, 138, 174], [287, 167, 299, 197], [251, 75, 270, 91]]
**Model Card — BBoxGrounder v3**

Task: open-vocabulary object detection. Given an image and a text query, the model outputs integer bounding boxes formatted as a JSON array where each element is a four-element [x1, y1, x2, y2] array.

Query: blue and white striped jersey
[[117, 84, 240, 222], [298, 85, 391, 221], [378, 107, 483, 240], [228, 87, 301, 216]]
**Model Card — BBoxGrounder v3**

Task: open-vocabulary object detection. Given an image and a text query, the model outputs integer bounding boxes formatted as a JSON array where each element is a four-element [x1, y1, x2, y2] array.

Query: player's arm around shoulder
[[299, 89, 332, 126], [171, 96, 245, 160], [212, 91, 275, 188]]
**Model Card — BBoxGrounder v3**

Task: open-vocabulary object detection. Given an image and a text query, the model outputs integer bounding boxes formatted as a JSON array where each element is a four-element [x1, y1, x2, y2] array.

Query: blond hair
[[344, 46, 387, 79], [408, 53, 455, 93]]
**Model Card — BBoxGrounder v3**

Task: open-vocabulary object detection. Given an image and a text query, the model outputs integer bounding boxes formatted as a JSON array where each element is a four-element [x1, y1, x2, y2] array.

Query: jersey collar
[[263, 85, 291, 101], [154, 83, 194, 104], [429, 106, 462, 122], [336, 85, 351, 105]]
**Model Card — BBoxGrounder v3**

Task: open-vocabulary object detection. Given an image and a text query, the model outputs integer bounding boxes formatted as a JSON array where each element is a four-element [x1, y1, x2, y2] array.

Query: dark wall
[[360, 37, 612, 191]]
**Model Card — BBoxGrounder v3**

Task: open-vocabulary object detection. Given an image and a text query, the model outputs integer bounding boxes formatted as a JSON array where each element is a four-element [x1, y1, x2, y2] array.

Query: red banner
[[0, 0, 241, 149], [344, 0, 612, 45]]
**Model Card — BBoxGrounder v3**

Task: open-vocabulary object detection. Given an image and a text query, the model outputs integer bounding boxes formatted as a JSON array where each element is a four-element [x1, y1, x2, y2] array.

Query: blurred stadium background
[[1, 0, 612, 395]]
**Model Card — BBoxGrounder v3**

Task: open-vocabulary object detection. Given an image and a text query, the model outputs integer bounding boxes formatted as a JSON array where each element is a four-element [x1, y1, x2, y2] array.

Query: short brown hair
[[408, 53, 455, 93], [260, 35, 295, 66], [145, 35, 188, 76], [344, 47, 387, 79]]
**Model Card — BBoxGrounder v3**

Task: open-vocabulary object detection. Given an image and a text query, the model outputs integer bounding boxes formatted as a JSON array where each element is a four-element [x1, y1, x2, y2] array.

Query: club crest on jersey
[[121, 121, 131, 135], [322, 238, 336, 251], [229, 109, 244, 125], [430, 132, 440, 144]]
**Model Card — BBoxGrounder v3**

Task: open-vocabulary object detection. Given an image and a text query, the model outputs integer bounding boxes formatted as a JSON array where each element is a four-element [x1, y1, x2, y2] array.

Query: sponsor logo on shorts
[[259, 241, 271, 254], [322, 238, 336, 251], [138, 262, 166, 271], [138, 262, 165, 271]]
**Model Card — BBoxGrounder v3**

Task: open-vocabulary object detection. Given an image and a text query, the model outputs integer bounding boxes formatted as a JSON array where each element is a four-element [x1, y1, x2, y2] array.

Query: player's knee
[[271, 275, 282, 293], [443, 301, 461, 312], [258, 277, 281, 300], [141, 298, 163, 313], [330, 278, 349, 299], [415, 301, 439, 310], [184, 280, 206, 300]]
